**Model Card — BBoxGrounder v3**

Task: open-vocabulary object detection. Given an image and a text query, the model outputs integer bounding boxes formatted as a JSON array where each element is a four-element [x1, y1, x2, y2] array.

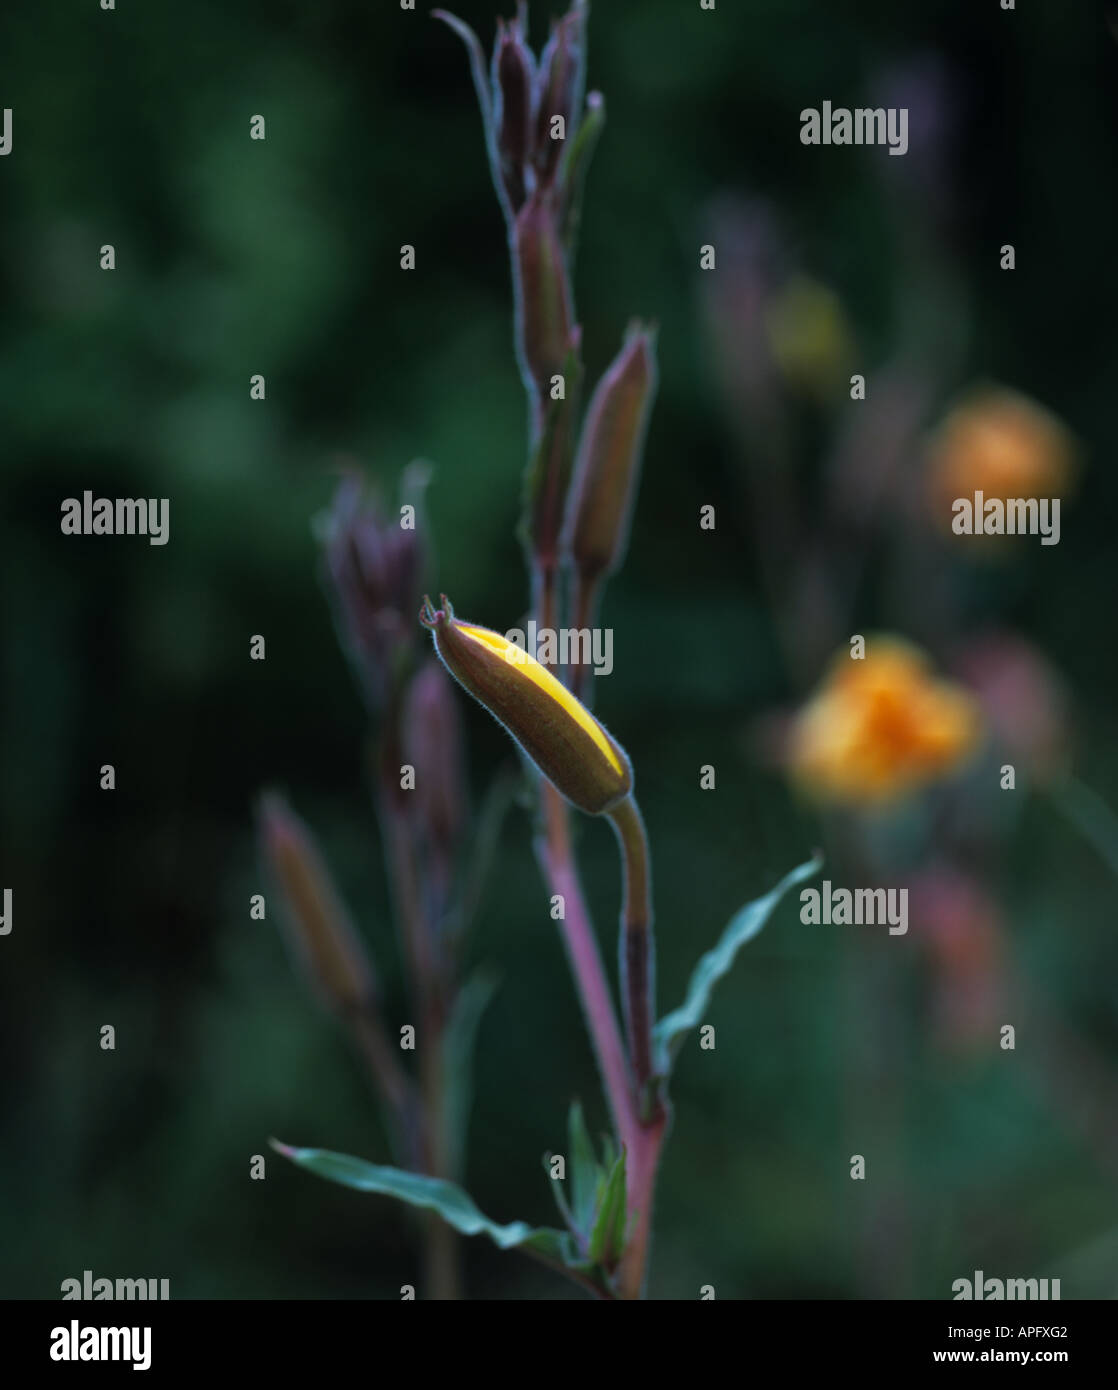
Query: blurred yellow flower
[[927, 386, 1078, 521], [766, 273, 852, 398], [789, 638, 981, 804]]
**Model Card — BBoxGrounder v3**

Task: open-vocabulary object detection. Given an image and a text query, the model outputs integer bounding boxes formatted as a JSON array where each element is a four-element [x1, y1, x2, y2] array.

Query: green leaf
[[560, 93, 606, 262], [441, 970, 498, 1180], [544, 1148, 579, 1235], [567, 1101, 598, 1236], [653, 855, 822, 1074], [432, 11, 511, 224], [1049, 776, 1118, 885], [445, 765, 518, 949], [587, 1148, 627, 1269], [271, 1140, 574, 1264]]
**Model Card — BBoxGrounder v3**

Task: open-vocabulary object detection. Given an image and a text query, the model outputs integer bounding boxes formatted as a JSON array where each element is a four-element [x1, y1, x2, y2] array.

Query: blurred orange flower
[[789, 638, 981, 804], [926, 386, 1078, 523]]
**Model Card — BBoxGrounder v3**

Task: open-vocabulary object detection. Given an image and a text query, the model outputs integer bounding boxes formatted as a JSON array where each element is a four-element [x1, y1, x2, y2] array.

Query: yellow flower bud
[[419, 594, 632, 815]]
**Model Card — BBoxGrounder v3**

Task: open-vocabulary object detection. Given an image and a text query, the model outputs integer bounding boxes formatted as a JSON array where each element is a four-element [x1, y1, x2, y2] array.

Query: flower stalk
[[536, 781, 637, 1156], [431, 1, 667, 1299], [608, 795, 656, 1106]]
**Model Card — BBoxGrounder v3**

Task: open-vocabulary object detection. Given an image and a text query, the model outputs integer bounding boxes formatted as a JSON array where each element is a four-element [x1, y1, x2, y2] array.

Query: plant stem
[[615, 1107, 668, 1301], [568, 571, 600, 704], [349, 1007, 424, 1170], [376, 730, 460, 1300], [532, 557, 669, 1300], [537, 783, 667, 1301], [532, 557, 637, 1155], [607, 793, 667, 1301], [535, 782, 637, 1158], [609, 796, 655, 1099]]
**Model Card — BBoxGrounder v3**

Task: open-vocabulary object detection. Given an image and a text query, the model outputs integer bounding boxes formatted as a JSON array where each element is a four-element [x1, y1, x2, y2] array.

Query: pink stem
[[536, 783, 638, 1161]]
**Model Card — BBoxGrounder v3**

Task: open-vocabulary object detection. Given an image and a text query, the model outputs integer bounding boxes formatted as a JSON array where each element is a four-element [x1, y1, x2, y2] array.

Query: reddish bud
[[563, 323, 657, 581], [534, 8, 585, 184], [494, 15, 535, 211], [320, 471, 425, 711], [403, 659, 467, 862], [513, 191, 575, 403], [258, 792, 378, 1016]]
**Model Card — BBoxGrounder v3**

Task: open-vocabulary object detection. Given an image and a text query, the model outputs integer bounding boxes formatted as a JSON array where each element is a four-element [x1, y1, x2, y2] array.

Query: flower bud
[[258, 792, 377, 1016], [437, 3, 600, 236], [493, 14, 534, 212], [319, 470, 426, 712], [563, 322, 657, 581], [402, 658, 467, 861], [534, 6, 586, 185], [513, 191, 575, 402], [419, 594, 632, 815]]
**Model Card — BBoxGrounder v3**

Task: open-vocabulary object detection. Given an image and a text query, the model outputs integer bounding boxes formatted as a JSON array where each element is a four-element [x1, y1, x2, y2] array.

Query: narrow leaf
[[441, 970, 499, 1180], [1048, 776, 1118, 885], [445, 764, 518, 949], [653, 855, 822, 1074], [544, 1149, 579, 1236], [567, 1100, 598, 1236], [587, 1148, 627, 1269], [433, 10, 513, 225], [271, 1140, 572, 1262], [559, 92, 605, 262]]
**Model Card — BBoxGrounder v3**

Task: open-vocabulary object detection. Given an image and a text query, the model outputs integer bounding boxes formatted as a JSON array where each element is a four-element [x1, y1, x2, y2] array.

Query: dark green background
[[2, 0, 1117, 1298]]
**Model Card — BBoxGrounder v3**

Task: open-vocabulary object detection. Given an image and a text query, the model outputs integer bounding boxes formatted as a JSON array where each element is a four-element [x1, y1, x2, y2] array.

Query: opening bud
[[419, 594, 632, 816]]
